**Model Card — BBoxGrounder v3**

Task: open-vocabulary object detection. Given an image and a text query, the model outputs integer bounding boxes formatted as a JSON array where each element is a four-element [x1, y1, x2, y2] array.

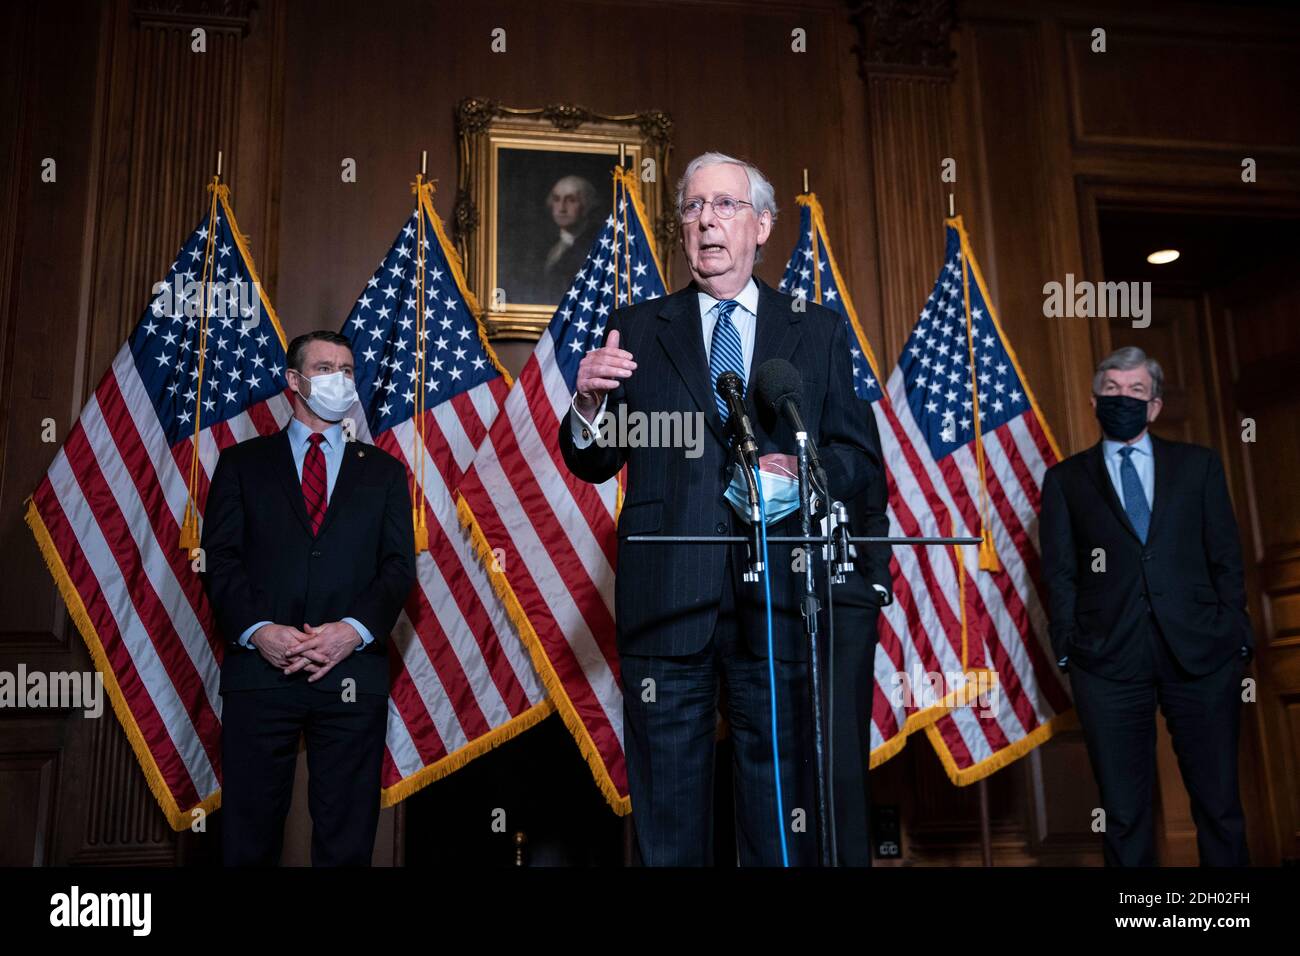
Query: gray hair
[[1093, 346, 1164, 399], [675, 151, 778, 263], [546, 175, 598, 219]]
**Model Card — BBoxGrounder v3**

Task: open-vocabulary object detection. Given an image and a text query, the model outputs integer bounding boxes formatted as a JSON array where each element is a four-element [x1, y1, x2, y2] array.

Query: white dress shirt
[[697, 277, 759, 380]]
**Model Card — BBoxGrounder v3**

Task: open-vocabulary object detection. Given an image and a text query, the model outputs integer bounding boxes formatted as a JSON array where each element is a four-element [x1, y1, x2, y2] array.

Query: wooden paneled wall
[[0, 0, 281, 865]]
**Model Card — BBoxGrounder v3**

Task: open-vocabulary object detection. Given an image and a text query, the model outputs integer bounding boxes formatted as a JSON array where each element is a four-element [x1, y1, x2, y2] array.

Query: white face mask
[[296, 370, 357, 422], [724, 462, 802, 525]]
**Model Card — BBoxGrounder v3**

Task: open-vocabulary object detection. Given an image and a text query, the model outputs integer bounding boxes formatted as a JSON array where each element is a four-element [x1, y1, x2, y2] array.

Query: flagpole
[[978, 778, 993, 865], [179, 158, 225, 550], [956, 219, 1001, 572], [410, 153, 430, 553], [617, 145, 628, 306]]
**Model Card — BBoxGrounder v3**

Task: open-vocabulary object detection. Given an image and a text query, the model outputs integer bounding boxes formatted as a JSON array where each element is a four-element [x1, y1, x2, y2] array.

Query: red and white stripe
[[346, 379, 549, 796], [29, 344, 292, 821], [880, 366, 1072, 779], [456, 330, 628, 808], [867, 383, 979, 762]]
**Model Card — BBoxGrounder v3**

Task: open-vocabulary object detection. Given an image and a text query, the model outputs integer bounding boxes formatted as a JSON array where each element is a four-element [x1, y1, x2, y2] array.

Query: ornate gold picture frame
[[454, 98, 674, 340]]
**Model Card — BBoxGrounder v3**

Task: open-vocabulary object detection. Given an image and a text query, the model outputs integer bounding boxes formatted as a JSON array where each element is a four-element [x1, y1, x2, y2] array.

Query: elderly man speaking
[[559, 152, 881, 865]]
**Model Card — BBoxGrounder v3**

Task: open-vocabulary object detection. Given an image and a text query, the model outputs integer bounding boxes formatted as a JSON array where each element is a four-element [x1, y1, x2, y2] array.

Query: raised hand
[[574, 329, 636, 419]]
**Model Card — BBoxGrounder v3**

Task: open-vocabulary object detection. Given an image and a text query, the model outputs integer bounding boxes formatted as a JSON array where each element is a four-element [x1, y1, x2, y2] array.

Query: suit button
[[311, 550, 322, 558], [1142, 551, 1153, 562], [716, 522, 728, 534]]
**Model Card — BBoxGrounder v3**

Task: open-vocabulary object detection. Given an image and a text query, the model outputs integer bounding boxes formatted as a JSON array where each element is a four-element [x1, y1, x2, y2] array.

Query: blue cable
[[753, 464, 789, 867]]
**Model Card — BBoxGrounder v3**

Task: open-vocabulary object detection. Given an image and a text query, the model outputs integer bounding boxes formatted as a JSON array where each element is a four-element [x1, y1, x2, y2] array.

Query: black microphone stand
[[733, 441, 765, 582], [793, 429, 834, 866], [627, 529, 979, 866]]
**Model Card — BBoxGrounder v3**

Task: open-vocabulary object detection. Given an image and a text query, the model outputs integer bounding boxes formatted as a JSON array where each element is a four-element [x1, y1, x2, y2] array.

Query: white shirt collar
[[697, 277, 759, 318]]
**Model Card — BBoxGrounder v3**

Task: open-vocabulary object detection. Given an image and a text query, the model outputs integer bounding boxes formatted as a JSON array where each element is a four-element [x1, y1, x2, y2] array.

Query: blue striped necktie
[[708, 299, 744, 421], [1118, 446, 1150, 542]]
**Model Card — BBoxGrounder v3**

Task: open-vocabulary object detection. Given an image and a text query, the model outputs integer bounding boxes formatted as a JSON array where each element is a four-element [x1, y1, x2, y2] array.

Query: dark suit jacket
[[523, 221, 603, 304], [839, 397, 892, 609], [1040, 434, 1252, 680], [558, 278, 882, 660], [201, 427, 417, 695]]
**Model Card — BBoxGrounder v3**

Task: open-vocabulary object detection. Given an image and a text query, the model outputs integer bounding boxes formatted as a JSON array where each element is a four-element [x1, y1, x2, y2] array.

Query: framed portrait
[[454, 98, 674, 340]]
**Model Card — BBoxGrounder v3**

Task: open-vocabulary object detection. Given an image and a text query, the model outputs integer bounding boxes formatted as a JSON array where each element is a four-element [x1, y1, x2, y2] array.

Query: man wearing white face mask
[[202, 330, 416, 866]]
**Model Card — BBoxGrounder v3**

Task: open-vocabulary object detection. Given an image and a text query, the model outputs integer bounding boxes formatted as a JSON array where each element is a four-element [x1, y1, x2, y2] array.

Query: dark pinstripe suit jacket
[[559, 278, 882, 660]]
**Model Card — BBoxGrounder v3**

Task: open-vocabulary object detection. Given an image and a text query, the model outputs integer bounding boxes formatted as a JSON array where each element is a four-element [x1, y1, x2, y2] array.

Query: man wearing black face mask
[[1040, 346, 1252, 866]]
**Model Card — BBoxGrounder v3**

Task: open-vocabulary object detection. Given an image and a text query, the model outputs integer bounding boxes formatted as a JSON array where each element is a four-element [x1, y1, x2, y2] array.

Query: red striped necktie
[[302, 432, 328, 535]]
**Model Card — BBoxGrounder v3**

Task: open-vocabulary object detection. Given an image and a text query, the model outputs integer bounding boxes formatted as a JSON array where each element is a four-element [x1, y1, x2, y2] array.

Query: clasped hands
[[250, 621, 362, 682]]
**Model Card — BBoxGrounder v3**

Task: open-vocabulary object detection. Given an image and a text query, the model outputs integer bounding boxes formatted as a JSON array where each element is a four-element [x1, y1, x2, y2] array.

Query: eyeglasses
[[679, 196, 754, 223]]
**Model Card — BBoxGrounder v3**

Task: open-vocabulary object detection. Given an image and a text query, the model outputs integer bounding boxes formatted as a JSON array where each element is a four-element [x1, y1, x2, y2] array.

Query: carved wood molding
[[97, 0, 249, 348], [455, 97, 674, 146], [865, 76, 955, 360], [848, 0, 957, 79], [64, 0, 268, 857], [130, 0, 257, 34]]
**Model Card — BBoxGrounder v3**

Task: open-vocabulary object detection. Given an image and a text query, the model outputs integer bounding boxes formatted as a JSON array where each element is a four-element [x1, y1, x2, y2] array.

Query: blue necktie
[[1118, 446, 1150, 542], [708, 299, 744, 421]]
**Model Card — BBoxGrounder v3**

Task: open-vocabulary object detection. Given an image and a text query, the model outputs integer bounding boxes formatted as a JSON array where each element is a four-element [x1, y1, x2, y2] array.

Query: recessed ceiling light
[[1147, 249, 1180, 265]]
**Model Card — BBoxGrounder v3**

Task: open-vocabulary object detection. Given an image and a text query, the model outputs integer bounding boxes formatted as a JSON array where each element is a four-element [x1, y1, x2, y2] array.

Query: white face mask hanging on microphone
[[724, 458, 802, 525], [296, 370, 358, 422]]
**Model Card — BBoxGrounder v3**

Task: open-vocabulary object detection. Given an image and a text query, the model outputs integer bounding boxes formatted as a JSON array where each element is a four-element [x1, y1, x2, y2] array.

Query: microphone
[[753, 358, 827, 490], [716, 371, 763, 580], [715, 370, 758, 466]]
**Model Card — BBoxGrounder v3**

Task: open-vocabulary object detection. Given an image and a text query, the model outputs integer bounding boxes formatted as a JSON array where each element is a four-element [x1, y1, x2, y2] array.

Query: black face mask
[[1094, 393, 1150, 442]]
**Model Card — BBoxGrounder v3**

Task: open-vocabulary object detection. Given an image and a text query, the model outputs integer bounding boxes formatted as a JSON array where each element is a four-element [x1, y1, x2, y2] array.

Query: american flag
[[24, 184, 293, 828], [456, 168, 666, 812], [339, 181, 550, 804], [778, 194, 979, 769], [888, 218, 1073, 782], [779, 201, 1074, 782]]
